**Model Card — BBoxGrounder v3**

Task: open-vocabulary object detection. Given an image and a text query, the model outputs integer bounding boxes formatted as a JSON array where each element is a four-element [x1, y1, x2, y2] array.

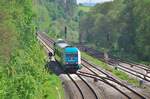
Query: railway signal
[[64, 26, 67, 40]]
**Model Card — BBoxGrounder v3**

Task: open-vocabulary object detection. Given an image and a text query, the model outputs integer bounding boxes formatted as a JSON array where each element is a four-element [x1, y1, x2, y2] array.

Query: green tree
[[79, 0, 150, 62], [133, 0, 150, 60]]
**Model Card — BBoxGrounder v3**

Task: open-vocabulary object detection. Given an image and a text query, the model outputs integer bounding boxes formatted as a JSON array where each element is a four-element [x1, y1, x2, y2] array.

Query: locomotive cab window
[[65, 53, 78, 57]]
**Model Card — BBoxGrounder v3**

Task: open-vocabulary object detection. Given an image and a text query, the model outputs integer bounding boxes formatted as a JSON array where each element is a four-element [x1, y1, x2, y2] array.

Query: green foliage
[[80, 1, 122, 52], [0, 0, 64, 98], [133, 0, 150, 60], [79, 0, 150, 62], [78, 5, 91, 12], [33, 0, 79, 42]]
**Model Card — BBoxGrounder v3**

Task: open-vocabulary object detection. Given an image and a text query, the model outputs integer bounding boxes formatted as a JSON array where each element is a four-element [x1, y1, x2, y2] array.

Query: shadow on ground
[[45, 60, 65, 76]]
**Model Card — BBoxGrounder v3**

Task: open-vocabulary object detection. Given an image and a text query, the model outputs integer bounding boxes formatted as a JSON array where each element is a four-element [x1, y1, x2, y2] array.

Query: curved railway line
[[67, 73, 99, 99], [67, 74, 84, 99], [37, 32, 99, 99], [37, 32, 149, 99], [78, 45, 150, 82], [80, 58, 146, 99]]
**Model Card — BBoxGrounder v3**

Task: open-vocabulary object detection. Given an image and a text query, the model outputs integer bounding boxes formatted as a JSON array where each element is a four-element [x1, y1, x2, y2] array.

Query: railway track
[[67, 73, 99, 99], [78, 45, 150, 82], [78, 45, 150, 70], [37, 32, 148, 99], [77, 71, 131, 99], [111, 56, 150, 71], [67, 74, 84, 99], [37, 32, 55, 44], [80, 58, 147, 99], [37, 33, 99, 99]]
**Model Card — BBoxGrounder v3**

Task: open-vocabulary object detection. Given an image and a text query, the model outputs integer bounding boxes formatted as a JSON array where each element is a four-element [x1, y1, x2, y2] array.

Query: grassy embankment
[[81, 52, 140, 86], [0, 0, 64, 98]]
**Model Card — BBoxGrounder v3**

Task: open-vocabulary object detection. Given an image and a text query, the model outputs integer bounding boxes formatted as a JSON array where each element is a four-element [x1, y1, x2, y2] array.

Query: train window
[[66, 53, 78, 57]]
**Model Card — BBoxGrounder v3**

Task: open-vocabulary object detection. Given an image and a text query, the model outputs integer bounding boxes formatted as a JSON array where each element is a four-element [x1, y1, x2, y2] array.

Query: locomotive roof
[[56, 39, 66, 43], [56, 43, 70, 48]]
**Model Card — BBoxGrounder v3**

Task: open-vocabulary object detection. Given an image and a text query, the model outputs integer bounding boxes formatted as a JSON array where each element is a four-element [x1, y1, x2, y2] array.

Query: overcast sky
[[77, 0, 113, 4]]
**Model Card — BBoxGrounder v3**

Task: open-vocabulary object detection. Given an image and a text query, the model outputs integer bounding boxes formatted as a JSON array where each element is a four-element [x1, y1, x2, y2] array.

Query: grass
[[39, 40, 64, 99], [48, 74, 65, 99], [78, 5, 91, 12], [81, 52, 140, 86]]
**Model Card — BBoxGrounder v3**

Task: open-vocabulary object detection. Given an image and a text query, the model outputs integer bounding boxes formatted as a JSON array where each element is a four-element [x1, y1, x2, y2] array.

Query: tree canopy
[[79, 0, 150, 61]]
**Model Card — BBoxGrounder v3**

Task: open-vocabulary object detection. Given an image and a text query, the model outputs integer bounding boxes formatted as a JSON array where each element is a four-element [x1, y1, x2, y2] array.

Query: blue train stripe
[[65, 47, 78, 53]]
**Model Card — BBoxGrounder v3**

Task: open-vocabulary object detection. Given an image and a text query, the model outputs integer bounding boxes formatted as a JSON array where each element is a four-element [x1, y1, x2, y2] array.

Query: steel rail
[[76, 73, 99, 99], [67, 74, 84, 99], [82, 59, 146, 99], [77, 71, 131, 99]]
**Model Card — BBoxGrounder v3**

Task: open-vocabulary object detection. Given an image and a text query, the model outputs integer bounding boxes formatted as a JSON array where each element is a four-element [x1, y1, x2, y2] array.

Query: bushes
[[0, 0, 64, 98], [2, 42, 63, 99]]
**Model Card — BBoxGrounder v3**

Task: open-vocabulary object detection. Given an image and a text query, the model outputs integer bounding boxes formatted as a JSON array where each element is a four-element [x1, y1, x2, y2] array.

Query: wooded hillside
[[33, 0, 79, 42], [79, 0, 150, 62], [0, 0, 79, 98]]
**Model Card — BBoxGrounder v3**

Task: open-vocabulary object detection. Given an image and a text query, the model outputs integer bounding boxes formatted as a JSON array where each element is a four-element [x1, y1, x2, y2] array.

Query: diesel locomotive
[[54, 39, 81, 72]]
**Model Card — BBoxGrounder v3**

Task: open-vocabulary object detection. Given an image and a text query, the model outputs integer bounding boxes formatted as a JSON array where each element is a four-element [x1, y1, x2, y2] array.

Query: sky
[[77, 0, 113, 4]]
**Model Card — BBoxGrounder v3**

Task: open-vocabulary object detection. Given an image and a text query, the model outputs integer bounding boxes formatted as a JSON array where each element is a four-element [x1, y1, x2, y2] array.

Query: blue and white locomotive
[[54, 39, 81, 72]]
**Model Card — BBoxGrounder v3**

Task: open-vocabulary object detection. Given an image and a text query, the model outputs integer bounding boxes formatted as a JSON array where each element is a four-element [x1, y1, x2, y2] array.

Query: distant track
[[37, 32, 55, 44], [78, 45, 150, 82], [112, 56, 150, 71], [78, 45, 150, 70]]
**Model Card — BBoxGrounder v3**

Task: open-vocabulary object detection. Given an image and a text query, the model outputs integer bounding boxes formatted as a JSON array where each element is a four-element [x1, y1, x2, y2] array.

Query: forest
[[33, 0, 79, 42], [79, 0, 150, 62], [0, 0, 77, 98]]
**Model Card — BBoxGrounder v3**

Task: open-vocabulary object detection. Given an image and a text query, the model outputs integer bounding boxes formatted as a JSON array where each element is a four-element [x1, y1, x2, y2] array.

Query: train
[[54, 39, 81, 72]]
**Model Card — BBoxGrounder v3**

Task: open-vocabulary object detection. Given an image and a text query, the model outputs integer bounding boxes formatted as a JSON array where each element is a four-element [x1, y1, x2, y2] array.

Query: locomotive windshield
[[65, 53, 78, 57]]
